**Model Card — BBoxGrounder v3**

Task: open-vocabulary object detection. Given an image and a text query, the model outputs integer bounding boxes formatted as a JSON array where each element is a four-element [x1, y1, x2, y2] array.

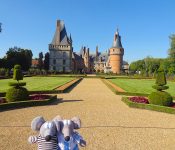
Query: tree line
[[129, 34, 175, 77], [0, 47, 50, 76]]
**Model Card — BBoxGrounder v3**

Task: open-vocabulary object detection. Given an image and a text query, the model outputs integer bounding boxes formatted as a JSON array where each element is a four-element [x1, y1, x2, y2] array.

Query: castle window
[[63, 52, 66, 57], [63, 59, 66, 65], [53, 66, 56, 70], [53, 59, 56, 64]]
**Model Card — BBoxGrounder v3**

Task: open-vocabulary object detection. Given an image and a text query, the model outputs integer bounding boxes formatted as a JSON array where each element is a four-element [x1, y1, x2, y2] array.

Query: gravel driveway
[[0, 78, 175, 150]]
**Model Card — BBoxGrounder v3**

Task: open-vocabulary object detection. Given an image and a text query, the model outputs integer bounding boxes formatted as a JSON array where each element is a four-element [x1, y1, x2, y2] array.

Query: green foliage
[[0, 95, 57, 111], [152, 85, 169, 91], [148, 91, 173, 106], [0, 68, 6, 76], [6, 87, 29, 102], [155, 69, 166, 86], [44, 52, 50, 71], [5, 69, 10, 77], [13, 64, 23, 81], [9, 82, 26, 87], [122, 97, 175, 115], [38, 52, 43, 70], [6, 47, 33, 70]]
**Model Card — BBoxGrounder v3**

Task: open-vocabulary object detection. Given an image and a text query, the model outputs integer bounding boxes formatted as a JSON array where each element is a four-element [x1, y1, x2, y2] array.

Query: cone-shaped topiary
[[148, 68, 172, 106], [152, 68, 169, 91], [6, 64, 29, 102], [155, 68, 166, 86], [13, 64, 23, 82]]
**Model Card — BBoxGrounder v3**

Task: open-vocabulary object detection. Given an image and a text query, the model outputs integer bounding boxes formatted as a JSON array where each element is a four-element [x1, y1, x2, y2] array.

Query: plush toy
[[28, 116, 60, 150], [54, 116, 86, 150]]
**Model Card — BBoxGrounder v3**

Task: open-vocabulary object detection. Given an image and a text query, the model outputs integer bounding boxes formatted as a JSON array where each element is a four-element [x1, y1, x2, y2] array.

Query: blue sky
[[0, 0, 175, 63]]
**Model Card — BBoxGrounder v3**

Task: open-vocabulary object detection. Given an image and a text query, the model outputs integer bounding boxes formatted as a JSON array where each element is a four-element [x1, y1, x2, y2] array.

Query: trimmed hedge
[[152, 85, 169, 91], [6, 87, 29, 102], [122, 97, 175, 114], [0, 95, 57, 111], [148, 91, 173, 106], [8, 82, 26, 87]]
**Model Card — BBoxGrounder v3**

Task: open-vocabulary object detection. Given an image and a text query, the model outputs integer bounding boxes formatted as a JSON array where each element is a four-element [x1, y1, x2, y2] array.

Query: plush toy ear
[[71, 117, 81, 129], [53, 115, 62, 131], [53, 120, 61, 132], [31, 116, 45, 131], [53, 115, 62, 121]]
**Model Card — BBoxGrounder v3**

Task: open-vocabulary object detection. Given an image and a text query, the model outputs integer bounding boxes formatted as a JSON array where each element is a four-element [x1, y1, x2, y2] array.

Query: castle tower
[[49, 20, 72, 73], [109, 29, 124, 74]]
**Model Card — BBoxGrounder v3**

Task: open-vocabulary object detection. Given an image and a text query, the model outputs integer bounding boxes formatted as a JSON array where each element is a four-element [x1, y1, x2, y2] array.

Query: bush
[[8, 82, 26, 87], [148, 91, 173, 106], [152, 85, 169, 91], [0, 68, 6, 76], [155, 68, 166, 86], [13, 64, 23, 81], [6, 87, 29, 102]]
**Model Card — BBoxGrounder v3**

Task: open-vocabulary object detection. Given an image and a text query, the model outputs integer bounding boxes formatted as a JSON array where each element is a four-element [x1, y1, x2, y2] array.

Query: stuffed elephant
[[54, 116, 86, 150], [28, 116, 60, 150]]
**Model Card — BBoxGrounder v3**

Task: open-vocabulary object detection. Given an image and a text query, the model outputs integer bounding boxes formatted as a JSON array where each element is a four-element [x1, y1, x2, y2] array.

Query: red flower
[[129, 97, 149, 104]]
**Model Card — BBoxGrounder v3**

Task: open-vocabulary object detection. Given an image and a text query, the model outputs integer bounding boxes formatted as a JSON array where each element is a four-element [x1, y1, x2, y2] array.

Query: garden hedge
[[122, 97, 175, 114], [0, 95, 57, 111]]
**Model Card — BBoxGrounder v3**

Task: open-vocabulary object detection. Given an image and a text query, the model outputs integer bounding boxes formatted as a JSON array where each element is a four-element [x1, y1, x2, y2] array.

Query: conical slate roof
[[112, 30, 123, 48], [51, 20, 70, 45]]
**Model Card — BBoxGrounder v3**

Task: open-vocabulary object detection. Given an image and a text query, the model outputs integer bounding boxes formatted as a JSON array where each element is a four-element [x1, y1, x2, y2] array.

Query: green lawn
[[0, 77, 75, 92], [108, 78, 175, 96]]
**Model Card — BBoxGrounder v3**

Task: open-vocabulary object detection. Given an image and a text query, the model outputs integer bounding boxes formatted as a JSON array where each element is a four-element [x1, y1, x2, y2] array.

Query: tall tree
[[6, 47, 33, 71], [38, 52, 43, 70], [44, 52, 50, 71], [168, 34, 175, 73]]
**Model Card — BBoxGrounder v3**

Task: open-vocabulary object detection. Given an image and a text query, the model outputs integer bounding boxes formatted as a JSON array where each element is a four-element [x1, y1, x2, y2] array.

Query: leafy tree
[[168, 34, 175, 73], [44, 52, 50, 71], [6, 47, 33, 71], [38, 52, 43, 70]]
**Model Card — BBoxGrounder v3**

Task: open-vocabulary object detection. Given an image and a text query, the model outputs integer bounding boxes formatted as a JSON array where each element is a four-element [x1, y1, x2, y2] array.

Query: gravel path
[[1, 78, 175, 149]]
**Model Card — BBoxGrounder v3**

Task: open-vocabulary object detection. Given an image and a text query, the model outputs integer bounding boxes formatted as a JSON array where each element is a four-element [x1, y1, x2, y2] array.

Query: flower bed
[[0, 95, 57, 111], [129, 96, 149, 104], [122, 97, 175, 114]]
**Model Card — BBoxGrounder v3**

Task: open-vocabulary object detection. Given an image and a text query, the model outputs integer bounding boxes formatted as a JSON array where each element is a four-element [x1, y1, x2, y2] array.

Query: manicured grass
[[0, 77, 74, 92], [108, 78, 175, 96]]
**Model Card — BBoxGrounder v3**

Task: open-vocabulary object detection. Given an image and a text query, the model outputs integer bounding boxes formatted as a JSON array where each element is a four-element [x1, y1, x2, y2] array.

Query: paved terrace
[[0, 78, 175, 149]]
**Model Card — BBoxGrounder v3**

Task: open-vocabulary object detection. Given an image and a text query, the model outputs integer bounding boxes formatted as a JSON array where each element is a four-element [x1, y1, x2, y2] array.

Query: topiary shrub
[[8, 82, 26, 87], [6, 64, 29, 102], [6, 87, 29, 102], [155, 68, 167, 86], [148, 91, 172, 106], [13, 64, 23, 83], [148, 68, 172, 106]]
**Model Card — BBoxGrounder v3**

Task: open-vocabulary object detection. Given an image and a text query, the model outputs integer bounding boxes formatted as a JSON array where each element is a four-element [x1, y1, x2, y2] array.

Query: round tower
[[109, 29, 124, 74]]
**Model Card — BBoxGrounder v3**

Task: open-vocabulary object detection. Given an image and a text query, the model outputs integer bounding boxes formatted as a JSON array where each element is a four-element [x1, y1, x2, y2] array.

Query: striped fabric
[[30, 135, 58, 150]]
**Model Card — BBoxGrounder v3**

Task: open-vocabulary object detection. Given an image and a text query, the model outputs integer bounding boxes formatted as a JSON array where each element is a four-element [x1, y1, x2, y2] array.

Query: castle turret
[[49, 20, 72, 72], [109, 29, 124, 74]]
